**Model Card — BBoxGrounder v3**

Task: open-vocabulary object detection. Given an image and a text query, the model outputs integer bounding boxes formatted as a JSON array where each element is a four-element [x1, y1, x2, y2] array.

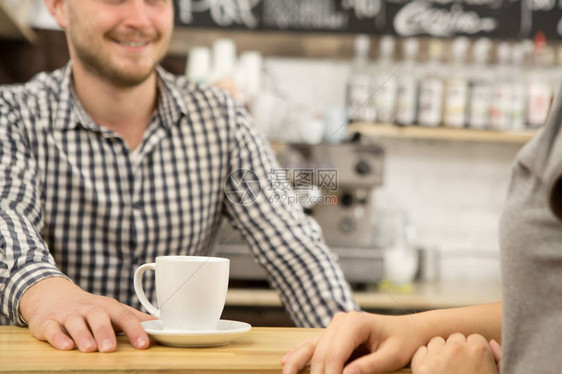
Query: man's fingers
[[42, 320, 75, 351], [123, 304, 156, 321], [63, 313, 97, 352], [22, 280, 150, 352], [86, 307, 117, 353], [281, 338, 319, 374], [107, 306, 149, 349]]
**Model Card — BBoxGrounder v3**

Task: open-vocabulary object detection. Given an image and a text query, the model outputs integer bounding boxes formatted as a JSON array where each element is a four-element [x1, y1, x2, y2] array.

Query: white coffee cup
[[134, 256, 230, 331]]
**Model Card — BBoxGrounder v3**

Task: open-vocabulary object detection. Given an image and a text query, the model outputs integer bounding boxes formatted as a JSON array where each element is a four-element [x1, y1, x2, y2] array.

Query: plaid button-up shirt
[[0, 64, 357, 327]]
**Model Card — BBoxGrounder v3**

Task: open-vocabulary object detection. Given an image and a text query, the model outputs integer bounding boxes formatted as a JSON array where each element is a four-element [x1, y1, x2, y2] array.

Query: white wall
[[376, 138, 519, 281], [26, 0, 59, 30]]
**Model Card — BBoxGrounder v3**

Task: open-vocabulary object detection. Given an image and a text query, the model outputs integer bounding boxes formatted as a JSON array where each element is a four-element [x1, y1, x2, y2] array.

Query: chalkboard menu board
[[174, 0, 562, 40], [529, 0, 562, 40]]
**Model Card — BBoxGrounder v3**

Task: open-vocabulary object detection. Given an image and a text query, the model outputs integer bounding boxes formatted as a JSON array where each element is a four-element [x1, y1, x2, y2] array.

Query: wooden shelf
[[170, 27, 359, 58], [226, 281, 502, 311], [349, 122, 537, 144], [0, 1, 35, 42]]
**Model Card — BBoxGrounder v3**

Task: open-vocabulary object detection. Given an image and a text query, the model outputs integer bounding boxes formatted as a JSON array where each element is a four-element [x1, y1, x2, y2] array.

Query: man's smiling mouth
[[113, 39, 150, 48]]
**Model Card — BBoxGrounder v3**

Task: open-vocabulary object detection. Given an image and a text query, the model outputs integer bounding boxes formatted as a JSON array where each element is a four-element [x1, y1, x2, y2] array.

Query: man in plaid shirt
[[0, 0, 357, 352]]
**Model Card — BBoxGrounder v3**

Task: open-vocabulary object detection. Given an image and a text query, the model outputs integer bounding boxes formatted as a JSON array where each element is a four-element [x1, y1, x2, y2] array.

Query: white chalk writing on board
[[174, 0, 524, 39], [341, 0, 383, 18], [528, 0, 556, 10], [262, 0, 348, 30], [178, 0, 260, 28], [394, 1, 497, 36], [387, 0, 506, 6]]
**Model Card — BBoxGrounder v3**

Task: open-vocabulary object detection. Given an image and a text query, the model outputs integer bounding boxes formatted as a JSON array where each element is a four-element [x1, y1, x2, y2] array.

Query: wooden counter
[[0, 326, 410, 373]]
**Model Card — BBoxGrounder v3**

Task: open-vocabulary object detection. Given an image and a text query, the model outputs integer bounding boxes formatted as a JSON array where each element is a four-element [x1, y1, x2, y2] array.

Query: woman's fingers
[[412, 334, 499, 374], [344, 340, 411, 374], [309, 312, 368, 374], [426, 336, 446, 352], [489, 339, 502, 363], [447, 333, 467, 344], [281, 337, 314, 364], [282, 336, 321, 374], [411, 345, 428, 370]]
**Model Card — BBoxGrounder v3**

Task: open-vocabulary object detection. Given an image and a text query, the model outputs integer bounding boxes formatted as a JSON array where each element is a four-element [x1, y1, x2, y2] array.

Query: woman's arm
[[281, 302, 502, 374]]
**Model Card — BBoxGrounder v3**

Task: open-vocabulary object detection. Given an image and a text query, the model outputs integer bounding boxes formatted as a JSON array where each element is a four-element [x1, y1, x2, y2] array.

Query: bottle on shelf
[[526, 32, 554, 129], [346, 34, 376, 123], [418, 39, 445, 127], [443, 37, 470, 128], [510, 42, 528, 131], [467, 38, 493, 130], [489, 42, 513, 131], [553, 45, 562, 99], [372, 35, 398, 124], [395, 38, 420, 126]]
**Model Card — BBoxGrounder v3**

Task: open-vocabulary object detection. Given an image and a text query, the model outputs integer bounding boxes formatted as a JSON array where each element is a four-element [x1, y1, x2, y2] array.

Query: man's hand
[[411, 333, 499, 374], [20, 277, 155, 352], [281, 311, 425, 374]]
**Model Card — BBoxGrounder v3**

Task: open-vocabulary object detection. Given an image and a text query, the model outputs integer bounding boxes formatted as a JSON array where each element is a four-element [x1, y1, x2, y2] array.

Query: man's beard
[[70, 31, 165, 87]]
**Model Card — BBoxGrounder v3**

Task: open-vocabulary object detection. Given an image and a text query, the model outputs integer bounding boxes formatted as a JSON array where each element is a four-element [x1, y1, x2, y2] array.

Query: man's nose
[[123, 0, 152, 30]]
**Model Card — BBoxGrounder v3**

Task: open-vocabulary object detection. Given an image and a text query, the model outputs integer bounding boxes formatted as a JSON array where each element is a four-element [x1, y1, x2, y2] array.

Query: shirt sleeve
[[223, 104, 359, 327], [0, 96, 68, 326]]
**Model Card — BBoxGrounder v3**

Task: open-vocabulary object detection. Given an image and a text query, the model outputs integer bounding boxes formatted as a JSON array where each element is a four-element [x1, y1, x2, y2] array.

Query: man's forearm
[[415, 302, 502, 344], [1, 259, 68, 325]]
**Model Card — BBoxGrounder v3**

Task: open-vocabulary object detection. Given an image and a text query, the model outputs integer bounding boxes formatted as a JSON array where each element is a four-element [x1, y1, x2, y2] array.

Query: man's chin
[[100, 65, 156, 87], [111, 71, 155, 87]]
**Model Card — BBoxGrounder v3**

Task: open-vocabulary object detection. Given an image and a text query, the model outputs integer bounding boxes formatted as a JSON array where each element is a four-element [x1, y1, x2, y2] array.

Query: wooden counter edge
[[0, 326, 411, 374]]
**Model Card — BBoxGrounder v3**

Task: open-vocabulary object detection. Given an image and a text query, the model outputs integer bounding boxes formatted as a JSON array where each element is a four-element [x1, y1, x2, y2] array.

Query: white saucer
[[141, 319, 252, 348]]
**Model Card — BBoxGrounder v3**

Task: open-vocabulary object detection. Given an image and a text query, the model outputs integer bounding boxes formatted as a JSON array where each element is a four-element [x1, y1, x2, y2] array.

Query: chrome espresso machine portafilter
[[214, 135, 386, 285]]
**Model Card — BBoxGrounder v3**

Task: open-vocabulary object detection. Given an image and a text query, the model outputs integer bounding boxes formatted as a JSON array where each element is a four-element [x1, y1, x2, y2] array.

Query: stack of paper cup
[[186, 46, 211, 84], [237, 51, 263, 103], [211, 39, 237, 82]]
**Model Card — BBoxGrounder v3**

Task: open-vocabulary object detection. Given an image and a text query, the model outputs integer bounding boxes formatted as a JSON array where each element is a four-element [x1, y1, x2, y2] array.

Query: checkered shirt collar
[[52, 63, 188, 132]]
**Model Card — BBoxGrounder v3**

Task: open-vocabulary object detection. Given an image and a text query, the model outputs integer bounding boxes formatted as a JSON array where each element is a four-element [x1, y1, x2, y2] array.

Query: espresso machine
[[214, 136, 386, 285]]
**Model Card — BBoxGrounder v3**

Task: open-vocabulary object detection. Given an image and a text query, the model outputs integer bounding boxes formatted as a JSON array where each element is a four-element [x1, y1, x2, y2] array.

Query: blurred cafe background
[[1, 0, 559, 325]]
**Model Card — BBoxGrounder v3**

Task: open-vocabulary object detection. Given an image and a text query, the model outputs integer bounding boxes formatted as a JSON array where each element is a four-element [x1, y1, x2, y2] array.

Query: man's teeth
[[118, 41, 147, 47]]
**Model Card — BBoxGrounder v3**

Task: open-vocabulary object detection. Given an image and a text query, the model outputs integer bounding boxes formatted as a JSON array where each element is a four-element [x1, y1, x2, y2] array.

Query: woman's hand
[[411, 333, 500, 374], [281, 311, 427, 374]]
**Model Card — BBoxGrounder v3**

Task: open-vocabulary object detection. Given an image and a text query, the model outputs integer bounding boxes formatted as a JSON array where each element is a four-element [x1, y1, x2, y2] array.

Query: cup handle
[[133, 263, 160, 318]]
